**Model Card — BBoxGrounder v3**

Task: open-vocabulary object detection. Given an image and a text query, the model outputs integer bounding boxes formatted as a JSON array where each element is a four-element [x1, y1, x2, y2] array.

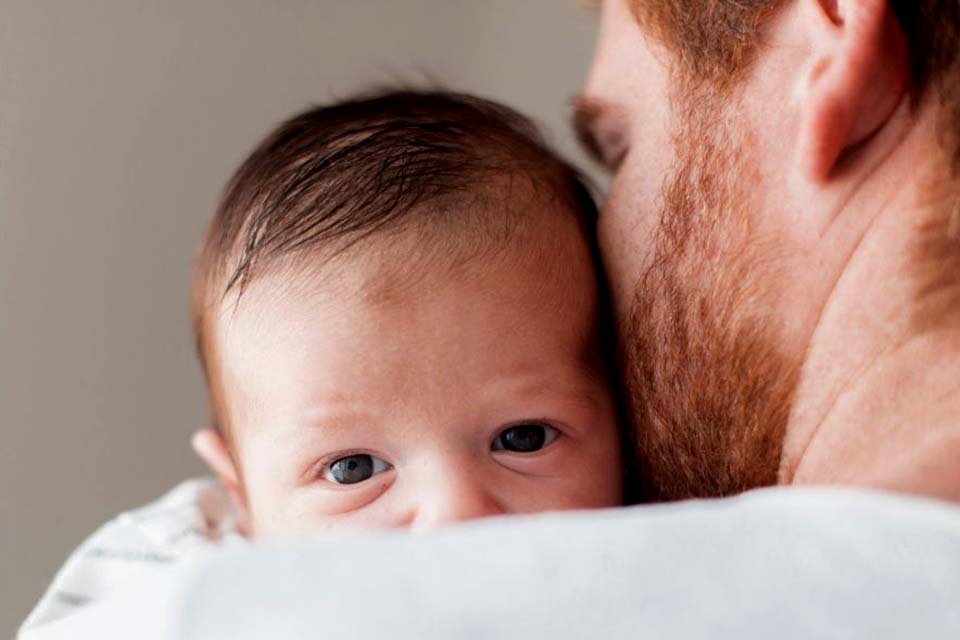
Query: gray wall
[[0, 0, 598, 633]]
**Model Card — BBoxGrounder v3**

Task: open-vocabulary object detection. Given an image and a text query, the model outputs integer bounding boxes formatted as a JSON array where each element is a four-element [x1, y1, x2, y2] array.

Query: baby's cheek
[[245, 479, 406, 538], [558, 460, 623, 510], [247, 492, 333, 539], [568, 423, 623, 508], [509, 438, 622, 513], [243, 485, 290, 539], [240, 463, 306, 538]]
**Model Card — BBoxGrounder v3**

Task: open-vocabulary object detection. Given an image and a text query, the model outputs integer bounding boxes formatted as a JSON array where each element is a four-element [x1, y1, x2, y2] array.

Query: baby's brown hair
[[192, 89, 602, 437]]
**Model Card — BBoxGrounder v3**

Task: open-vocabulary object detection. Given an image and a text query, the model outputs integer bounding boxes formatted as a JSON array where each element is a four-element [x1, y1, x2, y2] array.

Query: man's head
[[579, 0, 960, 500], [191, 90, 623, 536]]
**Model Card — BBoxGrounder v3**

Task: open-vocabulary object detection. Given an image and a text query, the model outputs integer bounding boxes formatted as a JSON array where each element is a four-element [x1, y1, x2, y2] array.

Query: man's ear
[[795, 0, 908, 181], [192, 428, 252, 535]]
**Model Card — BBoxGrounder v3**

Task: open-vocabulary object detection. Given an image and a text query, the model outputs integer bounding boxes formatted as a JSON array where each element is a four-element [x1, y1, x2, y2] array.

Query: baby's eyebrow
[[299, 403, 381, 425], [268, 404, 386, 440], [485, 367, 609, 413]]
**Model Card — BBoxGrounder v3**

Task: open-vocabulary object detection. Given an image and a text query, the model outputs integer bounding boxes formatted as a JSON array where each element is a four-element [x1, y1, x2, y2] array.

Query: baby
[[189, 89, 623, 537], [21, 88, 624, 636]]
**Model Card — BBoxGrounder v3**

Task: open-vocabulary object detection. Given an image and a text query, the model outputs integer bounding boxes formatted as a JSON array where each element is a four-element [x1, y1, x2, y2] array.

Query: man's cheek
[[598, 173, 654, 320]]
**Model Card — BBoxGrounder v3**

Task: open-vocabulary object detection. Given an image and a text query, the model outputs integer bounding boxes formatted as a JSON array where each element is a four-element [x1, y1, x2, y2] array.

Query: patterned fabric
[[19, 478, 244, 637]]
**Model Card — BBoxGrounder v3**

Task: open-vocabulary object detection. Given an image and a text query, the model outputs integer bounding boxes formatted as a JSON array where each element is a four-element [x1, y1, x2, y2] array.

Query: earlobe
[[795, 0, 908, 181], [191, 428, 252, 535]]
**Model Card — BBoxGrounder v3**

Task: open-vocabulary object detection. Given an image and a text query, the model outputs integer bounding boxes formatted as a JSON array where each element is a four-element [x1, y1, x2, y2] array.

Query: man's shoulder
[[168, 488, 960, 639]]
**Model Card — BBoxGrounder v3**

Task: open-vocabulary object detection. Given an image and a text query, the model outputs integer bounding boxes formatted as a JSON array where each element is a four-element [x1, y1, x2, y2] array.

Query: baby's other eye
[[322, 454, 391, 485], [491, 422, 559, 453]]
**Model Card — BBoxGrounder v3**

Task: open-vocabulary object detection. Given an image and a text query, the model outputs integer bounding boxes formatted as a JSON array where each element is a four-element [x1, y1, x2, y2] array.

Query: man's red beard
[[622, 90, 801, 502]]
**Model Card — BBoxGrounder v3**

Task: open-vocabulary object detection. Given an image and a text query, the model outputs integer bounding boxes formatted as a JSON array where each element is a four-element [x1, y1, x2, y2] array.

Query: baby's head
[[192, 90, 622, 537]]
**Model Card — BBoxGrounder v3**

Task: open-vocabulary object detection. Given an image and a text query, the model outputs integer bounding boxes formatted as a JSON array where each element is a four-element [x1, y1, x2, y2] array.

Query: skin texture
[[580, 0, 960, 501], [195, 207, 622, 537]]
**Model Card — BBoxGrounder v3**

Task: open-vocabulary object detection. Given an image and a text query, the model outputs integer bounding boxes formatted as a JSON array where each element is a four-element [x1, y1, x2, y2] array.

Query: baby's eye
[[491, 422, 559, 453], [322, 454, 391, 485]]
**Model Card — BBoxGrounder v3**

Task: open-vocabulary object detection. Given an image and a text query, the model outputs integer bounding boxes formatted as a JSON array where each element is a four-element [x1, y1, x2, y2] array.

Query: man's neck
[[780, 99, 960, 502]]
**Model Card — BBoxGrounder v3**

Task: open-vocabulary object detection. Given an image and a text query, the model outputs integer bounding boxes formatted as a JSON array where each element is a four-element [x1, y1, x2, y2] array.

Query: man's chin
[[623, 273, 799, 501]]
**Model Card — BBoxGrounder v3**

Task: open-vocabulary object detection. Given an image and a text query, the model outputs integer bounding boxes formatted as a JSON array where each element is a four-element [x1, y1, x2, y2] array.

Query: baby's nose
[[410, 469, 505, 532]]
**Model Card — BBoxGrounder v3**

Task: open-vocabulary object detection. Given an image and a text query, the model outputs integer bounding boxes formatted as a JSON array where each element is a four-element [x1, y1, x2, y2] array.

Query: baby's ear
[[191, 428, 252, 536]]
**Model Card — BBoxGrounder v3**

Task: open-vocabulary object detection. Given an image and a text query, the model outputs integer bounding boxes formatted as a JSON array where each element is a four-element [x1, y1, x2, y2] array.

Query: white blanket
[[20, 481, 960, 639]]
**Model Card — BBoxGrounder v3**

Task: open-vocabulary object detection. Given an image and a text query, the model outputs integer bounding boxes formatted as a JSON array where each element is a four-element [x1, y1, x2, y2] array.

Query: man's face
[[580, 0, 805, 500]]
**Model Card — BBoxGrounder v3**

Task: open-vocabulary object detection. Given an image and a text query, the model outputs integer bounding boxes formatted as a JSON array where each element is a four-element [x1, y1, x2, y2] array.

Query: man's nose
[[410, 466, 505, 532]]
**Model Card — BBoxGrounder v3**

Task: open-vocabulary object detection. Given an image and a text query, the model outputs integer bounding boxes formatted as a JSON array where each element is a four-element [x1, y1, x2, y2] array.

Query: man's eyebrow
[[571, 94, 606, 168]]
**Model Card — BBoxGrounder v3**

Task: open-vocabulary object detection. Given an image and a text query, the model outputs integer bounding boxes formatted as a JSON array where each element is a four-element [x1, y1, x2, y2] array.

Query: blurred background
[[0, 0, 599, 633]]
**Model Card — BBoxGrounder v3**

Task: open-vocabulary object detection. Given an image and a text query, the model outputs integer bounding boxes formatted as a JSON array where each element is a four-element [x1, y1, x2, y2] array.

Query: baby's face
[[213, 214, 622, 537]]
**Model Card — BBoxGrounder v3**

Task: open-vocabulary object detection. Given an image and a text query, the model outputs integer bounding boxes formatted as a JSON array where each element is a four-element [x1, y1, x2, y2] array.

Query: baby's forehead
[[230, 199, 597, 317], [214, 222, 606, 434]]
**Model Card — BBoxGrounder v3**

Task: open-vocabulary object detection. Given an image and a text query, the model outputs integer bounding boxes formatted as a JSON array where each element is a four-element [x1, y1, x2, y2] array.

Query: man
[[578, 0, 960, 502], [21, 3, 960, 638]]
